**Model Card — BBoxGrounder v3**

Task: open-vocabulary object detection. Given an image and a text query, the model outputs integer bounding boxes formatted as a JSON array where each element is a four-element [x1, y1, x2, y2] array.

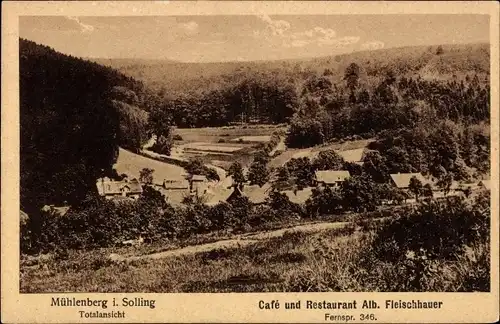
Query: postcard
[[2, 1, 499, 323]]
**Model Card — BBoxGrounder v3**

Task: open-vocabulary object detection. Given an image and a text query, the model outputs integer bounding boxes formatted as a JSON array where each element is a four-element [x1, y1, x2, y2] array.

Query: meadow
[[114, 147, 187, 183], [20, 214, 489, 293]]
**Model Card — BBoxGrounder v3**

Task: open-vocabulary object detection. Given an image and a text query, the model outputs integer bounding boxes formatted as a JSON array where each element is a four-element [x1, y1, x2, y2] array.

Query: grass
[[20, 216, 489, 293], [114, 147, 187, 183], [268, 138, 373, 168]]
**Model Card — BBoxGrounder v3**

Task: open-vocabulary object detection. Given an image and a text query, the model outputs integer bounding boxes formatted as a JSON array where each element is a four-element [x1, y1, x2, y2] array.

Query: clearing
[[114, 147, 187, 184]]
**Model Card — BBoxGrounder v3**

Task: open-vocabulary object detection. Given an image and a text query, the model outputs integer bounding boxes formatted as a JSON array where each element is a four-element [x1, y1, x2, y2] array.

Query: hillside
[[20, 39, 151, 213], [93, 43, 489, 95]]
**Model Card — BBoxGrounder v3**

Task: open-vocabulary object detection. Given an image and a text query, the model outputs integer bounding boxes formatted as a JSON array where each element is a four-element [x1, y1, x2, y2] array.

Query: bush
[[173, 134, 183, 141], [372, 196, 489, 263]]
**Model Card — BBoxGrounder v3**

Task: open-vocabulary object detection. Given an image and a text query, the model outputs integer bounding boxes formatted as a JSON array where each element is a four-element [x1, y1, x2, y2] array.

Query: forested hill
[[93, 43, 489, 95], [91, 43, 489, 129], [20, 39, 151, 213]]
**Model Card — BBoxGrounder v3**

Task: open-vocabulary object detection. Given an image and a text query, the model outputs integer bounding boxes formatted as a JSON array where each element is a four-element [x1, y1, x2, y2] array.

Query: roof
[[150, 186, 191, 206], [162, 179, 189, 189], [315, 170, 351, 184], [338, 148, 365, 163], [204, 187, 236, 206], [282, 187, 314, 204], [390, 173, 427, 189], [191, 175, 207, 182], [97, 178, 142, 195], [242, 183, 272, 204]]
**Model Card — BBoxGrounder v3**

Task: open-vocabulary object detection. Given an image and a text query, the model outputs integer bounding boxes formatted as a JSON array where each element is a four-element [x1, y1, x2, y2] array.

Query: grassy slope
[[20, 222, 487, 293], [93, 43, 489, 93], [114, 147, 187, 183]]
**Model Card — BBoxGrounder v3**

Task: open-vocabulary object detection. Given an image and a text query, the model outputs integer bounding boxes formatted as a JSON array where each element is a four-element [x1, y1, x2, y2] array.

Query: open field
[[174, 125, 287, 143], [183, 143, 246, 153], [114, 147, 187, 184], [268, 138, 373, 168]]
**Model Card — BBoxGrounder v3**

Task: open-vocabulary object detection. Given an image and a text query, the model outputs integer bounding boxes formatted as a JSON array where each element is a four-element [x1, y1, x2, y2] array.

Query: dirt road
[[124, 220, 352, 262]]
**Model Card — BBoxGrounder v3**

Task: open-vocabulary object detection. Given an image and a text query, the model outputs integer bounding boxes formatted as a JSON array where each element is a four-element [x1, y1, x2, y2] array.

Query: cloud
[[256, 14, 291, 38], [179, 21, 199, 35], [361, 40, 385, 51], [254, 15, 358, 49], [66, 16, 94, 33]]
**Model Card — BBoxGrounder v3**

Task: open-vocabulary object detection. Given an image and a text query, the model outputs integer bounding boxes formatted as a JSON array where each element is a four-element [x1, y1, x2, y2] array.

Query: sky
[[19, 15, 489, 63]]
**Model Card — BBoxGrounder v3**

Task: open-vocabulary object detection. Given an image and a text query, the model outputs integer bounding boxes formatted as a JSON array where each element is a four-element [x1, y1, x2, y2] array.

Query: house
[[204, 187, 235, 206], [203, 183, 271, 206], [96, 177, 142, 200], [315, 170, 351, 188], [282, 187, 314, 205], [190, 174, 208, 195], [389, 173, 427, 190], [153, 184, 190, 207], [162, 179, 189, 190]]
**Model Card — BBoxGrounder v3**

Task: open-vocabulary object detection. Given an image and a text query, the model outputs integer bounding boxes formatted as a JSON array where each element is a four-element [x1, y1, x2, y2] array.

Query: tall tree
[[312, 150, 344, 171], [139, 168, 154, 184], [344, 63, 361, 93], [408, 176, 423, 201], [228, 162, 246, 189], [248, 160, 270, 187]]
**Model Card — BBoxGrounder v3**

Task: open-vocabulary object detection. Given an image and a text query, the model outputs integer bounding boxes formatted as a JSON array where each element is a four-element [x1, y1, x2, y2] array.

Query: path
[[124, 220, 353, 262]]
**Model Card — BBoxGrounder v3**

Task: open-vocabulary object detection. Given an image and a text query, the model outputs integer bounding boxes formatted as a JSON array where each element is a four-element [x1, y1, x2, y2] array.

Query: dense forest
[[95, 43, 489, 128], [20, 39, 151, 213]]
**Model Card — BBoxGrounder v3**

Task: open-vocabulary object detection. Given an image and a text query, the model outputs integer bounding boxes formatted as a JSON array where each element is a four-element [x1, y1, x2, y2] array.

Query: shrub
[[173, 134, 183, 141], [372, 197, 490, 263]]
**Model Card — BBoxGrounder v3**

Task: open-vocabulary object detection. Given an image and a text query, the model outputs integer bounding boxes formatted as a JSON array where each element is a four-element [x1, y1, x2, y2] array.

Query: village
[[87, 133, 490, 213]]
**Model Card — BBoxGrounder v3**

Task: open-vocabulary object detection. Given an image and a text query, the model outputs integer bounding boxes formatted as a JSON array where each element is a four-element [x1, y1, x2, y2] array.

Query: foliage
[[305, 187, 343, 217], [20, 39, 151, 213], [408, 176, 423, 200], [247, 151, 271, 187], [372, 196, 490, 263], [139, 168, 154, 184], [185, 158, 220, 182], [150, 133, 174, 156], [228, 162, 246, 188], [341, 175, 381, 212], [312, 150, 344, 171]]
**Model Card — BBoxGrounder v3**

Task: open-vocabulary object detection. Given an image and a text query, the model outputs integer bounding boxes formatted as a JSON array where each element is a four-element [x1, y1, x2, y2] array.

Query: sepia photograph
[[2, 2, 499, 322], [16, 12, 494, 294]]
